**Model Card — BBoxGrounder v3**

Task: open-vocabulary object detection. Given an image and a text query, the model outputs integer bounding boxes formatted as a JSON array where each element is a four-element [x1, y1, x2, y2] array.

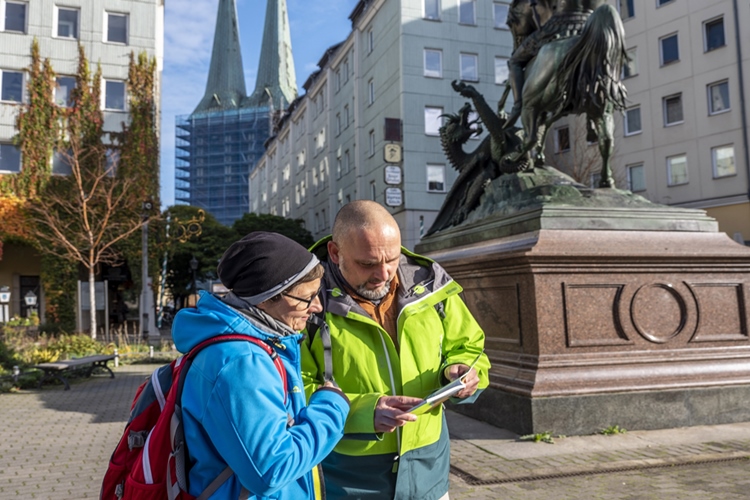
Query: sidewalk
[[1, 364, 750, 499], [446, 410, 750, 487]]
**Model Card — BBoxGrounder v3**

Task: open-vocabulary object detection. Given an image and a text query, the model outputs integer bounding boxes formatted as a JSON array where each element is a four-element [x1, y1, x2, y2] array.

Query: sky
[[160, 0, 360, 208]]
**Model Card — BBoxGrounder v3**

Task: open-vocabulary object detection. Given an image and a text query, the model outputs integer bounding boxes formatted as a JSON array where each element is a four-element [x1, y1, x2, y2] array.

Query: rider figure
[[504, 0, 607, 128]]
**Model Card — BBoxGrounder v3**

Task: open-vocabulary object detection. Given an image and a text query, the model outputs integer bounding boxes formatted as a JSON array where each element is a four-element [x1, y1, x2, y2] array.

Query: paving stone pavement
[[2, 363, 750, 499]]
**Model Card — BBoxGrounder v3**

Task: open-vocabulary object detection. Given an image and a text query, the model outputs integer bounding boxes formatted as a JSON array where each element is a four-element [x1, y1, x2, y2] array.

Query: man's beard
[[356, 281, 391, 301]]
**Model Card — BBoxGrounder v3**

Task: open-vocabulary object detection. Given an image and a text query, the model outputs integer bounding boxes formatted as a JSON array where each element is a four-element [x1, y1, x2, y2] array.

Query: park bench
[[34, 354, 116, 390]]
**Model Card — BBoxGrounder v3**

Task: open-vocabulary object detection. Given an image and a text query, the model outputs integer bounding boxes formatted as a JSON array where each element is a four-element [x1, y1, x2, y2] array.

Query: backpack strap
[[173, 334, 289, 499], [307, 314, 333, 383]]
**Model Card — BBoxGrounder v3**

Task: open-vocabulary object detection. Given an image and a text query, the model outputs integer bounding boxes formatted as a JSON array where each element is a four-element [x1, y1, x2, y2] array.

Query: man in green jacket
[[302, 200, 490, 500]]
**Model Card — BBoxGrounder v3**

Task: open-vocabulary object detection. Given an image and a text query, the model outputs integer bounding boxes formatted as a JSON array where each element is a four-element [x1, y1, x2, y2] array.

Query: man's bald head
[[329, 201, 402, 300], [332, 200, 401, 246]]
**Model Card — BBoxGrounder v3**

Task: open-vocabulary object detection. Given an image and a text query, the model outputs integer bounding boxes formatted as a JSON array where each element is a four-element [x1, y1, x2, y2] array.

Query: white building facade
[[548, 0, 750, 241], [0, 0, 164, 173], [250, 0, 515, 249]]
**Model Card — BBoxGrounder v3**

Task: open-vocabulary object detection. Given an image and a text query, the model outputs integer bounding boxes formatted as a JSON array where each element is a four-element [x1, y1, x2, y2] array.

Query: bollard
[[12, 365, 20, 384], [114, 348, 119, 368], [150, 345, 154, 358]]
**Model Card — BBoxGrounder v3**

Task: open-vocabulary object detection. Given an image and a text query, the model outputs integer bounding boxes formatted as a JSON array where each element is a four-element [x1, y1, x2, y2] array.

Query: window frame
[[663, 93, 684, 126], [618, 0, 634, 20], [656, 0, 674, 7], [458, 0, 476, 26], [424, 48, 443, 78], [105, 11, 129, 45], [424, 106, 443, 136], [0, 142, 22, 173], [426, 164, 446, 193], [711, 144, 736, 178], [459, 52, 479, 82], [367, 79, 374, 105], [494, 56, 509, 85], [3, 1, 28, 33], [704, 17, 726, 52], [368, 130, 375, 157], [624, 106, 642, 136], [0, 69, 24, 103], [555, 126, 571, 153], [55, 6, 80, 40], [424, 0, 440, 21], [627, 163, 646, 192], [659, 33, 679, 66], [493, 2, 509, 29], [707, 80, 730, 115], [103, 79, 127, 111], [666, 154, 688, 186], [55, 75, 76, 107]]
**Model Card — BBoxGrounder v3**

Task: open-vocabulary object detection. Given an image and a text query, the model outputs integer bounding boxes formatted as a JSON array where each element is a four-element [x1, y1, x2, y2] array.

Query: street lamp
[[24, 290, 37, 317], [0, 286, 10, 323], [190, 256, 199, 305]]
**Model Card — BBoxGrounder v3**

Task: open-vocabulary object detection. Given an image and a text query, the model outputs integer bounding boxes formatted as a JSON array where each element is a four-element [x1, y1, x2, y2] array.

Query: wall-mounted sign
[[384, 143, 402, 163], [384, 165, 402, 185], [385, 187, 403, 207]]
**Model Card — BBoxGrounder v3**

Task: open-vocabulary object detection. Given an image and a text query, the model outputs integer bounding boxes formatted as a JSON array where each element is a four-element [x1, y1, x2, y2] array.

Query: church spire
[[193, 0, 247, 114], [246, 0, 297, 109]]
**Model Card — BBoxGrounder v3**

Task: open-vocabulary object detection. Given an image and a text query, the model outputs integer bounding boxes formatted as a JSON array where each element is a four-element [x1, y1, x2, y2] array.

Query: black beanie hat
[[217, 231, 319, 305]]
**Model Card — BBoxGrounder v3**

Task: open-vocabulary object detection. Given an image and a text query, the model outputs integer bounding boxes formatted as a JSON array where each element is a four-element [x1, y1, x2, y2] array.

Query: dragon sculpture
[[428, 81, 524, 236]]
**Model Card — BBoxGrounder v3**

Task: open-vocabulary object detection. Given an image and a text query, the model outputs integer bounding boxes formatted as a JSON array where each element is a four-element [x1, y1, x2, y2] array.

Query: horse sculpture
[[504, 2, 628, 188]]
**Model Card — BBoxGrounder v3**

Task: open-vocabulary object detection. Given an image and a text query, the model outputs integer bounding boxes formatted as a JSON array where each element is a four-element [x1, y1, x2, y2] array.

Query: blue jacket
[[172, 291, 349, 499]]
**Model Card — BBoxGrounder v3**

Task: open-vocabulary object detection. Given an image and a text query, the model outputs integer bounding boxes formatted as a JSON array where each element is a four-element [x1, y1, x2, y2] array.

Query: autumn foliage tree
[[11, 42, 159, 338]]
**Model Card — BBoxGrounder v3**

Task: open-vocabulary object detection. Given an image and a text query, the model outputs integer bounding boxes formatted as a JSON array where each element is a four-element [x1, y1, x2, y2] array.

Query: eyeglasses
[[282, 285, 323, 308]]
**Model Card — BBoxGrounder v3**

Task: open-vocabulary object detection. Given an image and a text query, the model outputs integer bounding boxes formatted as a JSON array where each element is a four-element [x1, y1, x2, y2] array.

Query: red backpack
[[101, 334, 288, 500]]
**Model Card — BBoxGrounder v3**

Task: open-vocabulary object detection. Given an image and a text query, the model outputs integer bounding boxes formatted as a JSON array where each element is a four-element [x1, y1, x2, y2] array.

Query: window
[[343, 59, 349, 82], [619, 0, 634, 19], [657, 0, 673, 5], [1, 70, 23, 102], [344, 150, 351, 174], [0, 143, 21, 173], [427, 164, 445, 192], [460, 53, 478, 81], [555, 127, 570, 153], [424, 49, 442, 78], [369, 130, 375, 156], [367, 29, 374, 54], [344, 105, 350, 128], [104, 80, 126, 110], [622, 47, 638, 78], [368, 79, 374, 105], [660, 34, 679, 66], [336, 113, 341, 136], [495, 57, 509, 85], [106, 12, 128, 44], [52, 149, 72, 175], [667, 154, 688, 186], [335, 69, 341, 92], [459, 0, 476, 25], [704, 18, 725, 52], [493, 2, 509, 29], [385, 118, 402, 142], [424, 0, 440, 20], [282, 164, 290, 183], [370, 181, 377, 201], [624, 106, 642, 136], [590, 172, 601, 188], [424, 107, 443, 136], [663, 94, 683, 125], [627, 163, 645, 192], [56, 7, 79, 39], [336, 158, 342, 179], [708, 81, 730, 114], [712, 145, 736, 178], [55, 76, 76, 107], [4, 1, 27, 33]]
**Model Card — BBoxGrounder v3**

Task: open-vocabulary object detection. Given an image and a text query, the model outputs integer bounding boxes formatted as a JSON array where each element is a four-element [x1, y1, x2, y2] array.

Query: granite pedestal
[[417, 169, 750, 435]]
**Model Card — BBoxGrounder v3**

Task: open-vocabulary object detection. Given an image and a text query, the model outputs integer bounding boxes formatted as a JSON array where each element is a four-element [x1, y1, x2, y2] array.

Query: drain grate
[[450, 456, 750, 486]]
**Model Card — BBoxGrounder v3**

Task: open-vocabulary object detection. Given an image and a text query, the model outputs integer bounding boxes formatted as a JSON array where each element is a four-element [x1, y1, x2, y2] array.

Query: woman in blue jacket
[[172, 231, 350, 499]]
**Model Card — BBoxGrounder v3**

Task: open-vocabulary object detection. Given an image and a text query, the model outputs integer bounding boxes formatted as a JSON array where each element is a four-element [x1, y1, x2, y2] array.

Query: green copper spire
[[193, 0, 247, 114], [246, 0, 297, 109]]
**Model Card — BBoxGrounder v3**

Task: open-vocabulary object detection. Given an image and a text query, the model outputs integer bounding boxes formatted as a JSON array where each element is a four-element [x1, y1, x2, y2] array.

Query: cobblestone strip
[[450, 437, 750, 484]]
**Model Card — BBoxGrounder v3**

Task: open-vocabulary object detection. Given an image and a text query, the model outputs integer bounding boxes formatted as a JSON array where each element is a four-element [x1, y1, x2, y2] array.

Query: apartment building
[[0, 0, 163, 319], [250, 0, 515, 249], [549, 0, 750, 241]]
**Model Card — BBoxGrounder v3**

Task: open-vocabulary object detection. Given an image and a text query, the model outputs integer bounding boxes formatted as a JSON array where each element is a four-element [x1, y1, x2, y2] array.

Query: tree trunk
[[89, 266, 97, 339]]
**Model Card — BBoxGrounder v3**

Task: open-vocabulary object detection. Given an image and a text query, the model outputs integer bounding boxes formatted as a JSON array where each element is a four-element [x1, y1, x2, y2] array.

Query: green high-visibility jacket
[[301, 237, 490, 499]]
